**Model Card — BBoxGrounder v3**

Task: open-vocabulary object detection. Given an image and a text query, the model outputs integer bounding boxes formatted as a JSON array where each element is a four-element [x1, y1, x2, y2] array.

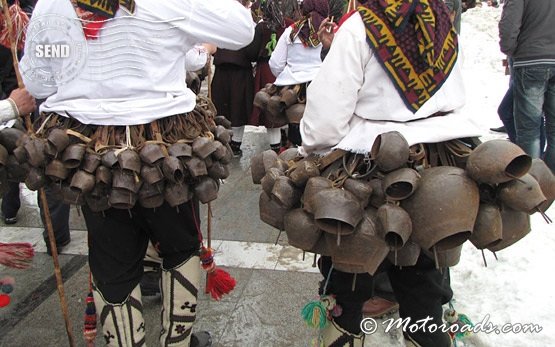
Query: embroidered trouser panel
[[93, 285, 146, 347], [160, 255, 201, 347]]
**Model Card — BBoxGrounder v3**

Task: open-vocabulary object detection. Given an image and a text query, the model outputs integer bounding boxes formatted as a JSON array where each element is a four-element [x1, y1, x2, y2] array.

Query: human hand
[[201, 43, 217, 55], [8, 88, 36, 115], [318, 17, 337, 51]]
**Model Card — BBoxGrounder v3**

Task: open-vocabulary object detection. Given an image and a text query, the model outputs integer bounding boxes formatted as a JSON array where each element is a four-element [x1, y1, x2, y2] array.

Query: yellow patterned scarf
[[76, 0, 135, 18], [358, 0, 458, 112], [73, 0, 135, 39]]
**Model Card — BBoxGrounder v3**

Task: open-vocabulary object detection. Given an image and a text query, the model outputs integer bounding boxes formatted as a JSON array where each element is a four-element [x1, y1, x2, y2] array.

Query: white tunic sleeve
[[0, 99, 18, 123], [177, 0, 255, 50], [185, 45, 208, 72], [269, 27, 290, 78]]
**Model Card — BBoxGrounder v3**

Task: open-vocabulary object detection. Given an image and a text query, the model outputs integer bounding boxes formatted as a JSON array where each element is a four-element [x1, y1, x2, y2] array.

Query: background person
[[499, 0, 555, 172]]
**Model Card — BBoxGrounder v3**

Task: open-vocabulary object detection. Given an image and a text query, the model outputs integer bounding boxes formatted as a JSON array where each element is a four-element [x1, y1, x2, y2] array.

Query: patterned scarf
[[290, 17, 320, 47], [290, 0, 328, 47], [358, 0, 458, 112], [74, 0, 135, 39], [76, 0, 135, 18]]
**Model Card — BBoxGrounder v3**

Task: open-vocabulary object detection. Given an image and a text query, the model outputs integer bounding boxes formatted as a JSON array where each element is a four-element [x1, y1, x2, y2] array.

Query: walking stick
[[207, 55, 213, 100], [205, 53, 213, 292], [0, 1, 75, 345], [204, 202, 212, 293], [347, 0, 357, 12]]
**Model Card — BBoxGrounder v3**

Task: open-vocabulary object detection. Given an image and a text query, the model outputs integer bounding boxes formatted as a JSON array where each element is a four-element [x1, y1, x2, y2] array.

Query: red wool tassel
[[200, 246, 236, 301], [82, 15, 108, 40], [83, 292, 97, 346], [0, 242, 35, 269], [0, 294, 10, 308], [0, 1, 30, 50]]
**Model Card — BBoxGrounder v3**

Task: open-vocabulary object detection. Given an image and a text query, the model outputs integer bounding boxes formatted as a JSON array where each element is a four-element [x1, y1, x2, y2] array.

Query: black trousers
[[38, 186, 71, 244], [319, 254, 453, 347], [82, 200, 201, 303], [1, 182, 20, 219], [288, 123, 302, 147], [1, 182, 70, 244]]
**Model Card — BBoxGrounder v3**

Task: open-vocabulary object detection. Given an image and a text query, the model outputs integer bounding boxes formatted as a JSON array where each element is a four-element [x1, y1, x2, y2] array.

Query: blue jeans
[[498, 81, 517, 142], [513, 65, 555, 172], [499, 79, 546, 151]]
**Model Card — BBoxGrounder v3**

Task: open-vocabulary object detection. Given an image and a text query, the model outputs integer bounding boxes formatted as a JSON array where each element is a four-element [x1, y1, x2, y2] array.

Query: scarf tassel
[[0, 276, 15, 308], [83, 268, 97, 345], [0, 242, 35, 269], [200, 246, 236, 301], [82, 15, 108, 40]]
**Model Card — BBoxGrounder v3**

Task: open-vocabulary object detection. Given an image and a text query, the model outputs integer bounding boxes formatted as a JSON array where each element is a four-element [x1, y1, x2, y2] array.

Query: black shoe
[[140, 270, 161, 296], [490, 125, 507, 133], [404, 330, 452, 347], [4, 216, 17, 225], [229, 140, 242, 157], [191, 331, 212, 347], [45, 238, 71, 256], [270, 143, 281, 154], [280, 129, 288, 147], [232, 148, 242, 157]]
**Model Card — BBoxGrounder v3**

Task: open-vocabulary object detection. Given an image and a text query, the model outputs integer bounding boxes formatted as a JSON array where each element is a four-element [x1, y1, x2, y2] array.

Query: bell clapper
[[351, 273, 357, 292], [506, 173, 526, 184], [312, 253, 317, 267], [433, 246, 439, 270], [536, 207, 552, 224], [481, 249, 488, 267], [275, 229, 283, 245]]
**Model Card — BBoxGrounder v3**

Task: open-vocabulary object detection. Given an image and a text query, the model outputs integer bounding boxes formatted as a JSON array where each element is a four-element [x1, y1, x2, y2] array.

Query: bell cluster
[[0, 103, 234, 211], [252, 133, 554, 273], [254, 83, 306, 126]]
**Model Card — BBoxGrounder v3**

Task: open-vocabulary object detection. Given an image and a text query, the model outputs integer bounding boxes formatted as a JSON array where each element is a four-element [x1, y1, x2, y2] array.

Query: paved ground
[[0, 128, 406, 347]]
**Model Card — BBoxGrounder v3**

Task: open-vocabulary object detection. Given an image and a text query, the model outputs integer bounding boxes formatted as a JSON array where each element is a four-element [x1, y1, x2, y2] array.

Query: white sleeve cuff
[[0, 99, 19, 124]]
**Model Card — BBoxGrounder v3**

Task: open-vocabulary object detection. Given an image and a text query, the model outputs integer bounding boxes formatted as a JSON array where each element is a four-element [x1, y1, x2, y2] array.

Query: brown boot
[[362, 297, 399, 318]]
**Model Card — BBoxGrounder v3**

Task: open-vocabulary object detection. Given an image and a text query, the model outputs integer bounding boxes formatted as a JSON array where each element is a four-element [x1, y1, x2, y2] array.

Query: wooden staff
[[1, 1, 75, 345], [207, 55, 213, 100], [347, 0, 357, 12], [205, 50, 213, 292], [204, 202, 213, 293]]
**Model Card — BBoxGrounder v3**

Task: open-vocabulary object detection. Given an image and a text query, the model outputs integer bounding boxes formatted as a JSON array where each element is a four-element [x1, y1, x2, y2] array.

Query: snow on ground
[[449, 5, 555, 347]]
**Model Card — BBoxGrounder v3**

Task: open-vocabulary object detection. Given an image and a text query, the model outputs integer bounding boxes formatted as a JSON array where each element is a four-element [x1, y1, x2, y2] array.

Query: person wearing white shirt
[[185, 43, 216, 95], [300, 1, 481, 346], [0, 88, 36, 124], [19, 0, 254, 346], [267, 0, 327, 149]]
